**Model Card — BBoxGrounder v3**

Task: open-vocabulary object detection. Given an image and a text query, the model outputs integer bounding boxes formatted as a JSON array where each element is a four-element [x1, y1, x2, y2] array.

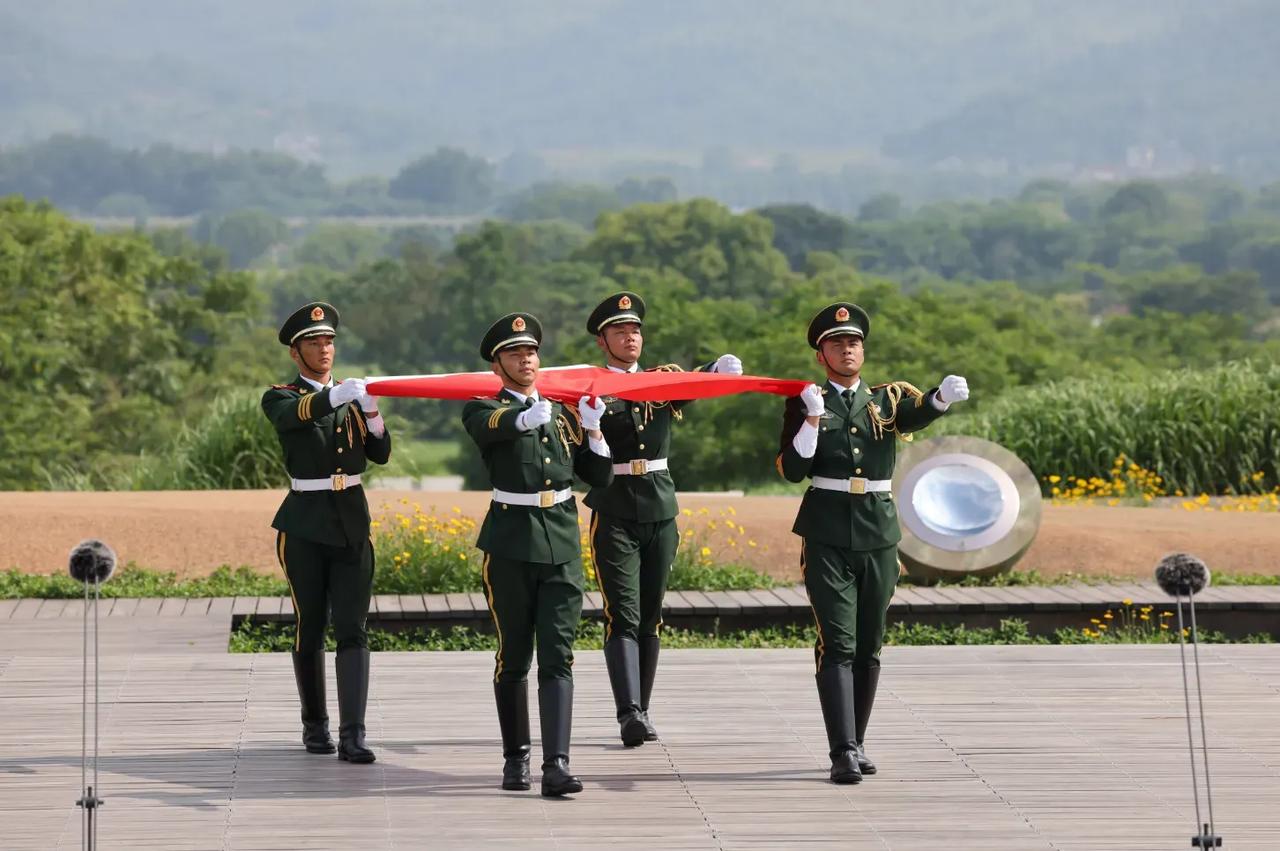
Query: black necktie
[[842, 388, 854, 407]]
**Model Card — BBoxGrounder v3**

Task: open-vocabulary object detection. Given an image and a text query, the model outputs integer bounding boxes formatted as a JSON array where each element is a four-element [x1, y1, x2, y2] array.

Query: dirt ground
[[3, 490, 1278, 582]]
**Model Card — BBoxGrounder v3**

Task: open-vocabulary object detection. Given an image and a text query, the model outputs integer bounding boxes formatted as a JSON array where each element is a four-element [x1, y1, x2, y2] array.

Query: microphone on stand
[[1154, 552, 1221, 849], [69, 539, 116, 851]]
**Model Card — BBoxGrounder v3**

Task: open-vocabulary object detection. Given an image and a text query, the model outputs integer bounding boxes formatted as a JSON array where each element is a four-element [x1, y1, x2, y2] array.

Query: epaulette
[[270, 383, 301, 391], [645, 364, 686, 373]]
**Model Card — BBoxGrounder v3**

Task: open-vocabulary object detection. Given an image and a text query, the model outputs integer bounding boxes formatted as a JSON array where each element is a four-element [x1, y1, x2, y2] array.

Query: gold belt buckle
[[630, 459, 648, 475], [331, 474, 347, 491], [538, 490, 555, 508], [848, 477, 866, 495]]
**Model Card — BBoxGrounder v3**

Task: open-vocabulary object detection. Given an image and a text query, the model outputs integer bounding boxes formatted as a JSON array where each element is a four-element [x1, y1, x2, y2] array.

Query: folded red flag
[[366, 365, 807, 404]]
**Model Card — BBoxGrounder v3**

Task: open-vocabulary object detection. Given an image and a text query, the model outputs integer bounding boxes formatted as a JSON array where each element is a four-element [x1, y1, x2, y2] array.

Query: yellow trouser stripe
[[801, 541, 825, 672], [481, 554, 504, 681], [276, 532, 302, 653], [588, 511, 615, 642]]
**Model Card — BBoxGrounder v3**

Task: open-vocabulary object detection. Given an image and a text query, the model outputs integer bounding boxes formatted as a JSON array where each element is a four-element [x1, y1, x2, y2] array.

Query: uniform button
[[849, 426, 857, 433], [821, 426, 827, 432], [544, 457, 551, 463], [639, 443, 645, 450], [856, 468, 862, 474], [502, 504, 508, 510], [638, 424, 645, 431], [336, 427, 343, 434], [337, 447, 344, 454], [634, 406, 641, 413], [852, 447, 860, 454], [544, 479, 552, 486], [336, 467, 343, 473], [541, 436, 548, 443]]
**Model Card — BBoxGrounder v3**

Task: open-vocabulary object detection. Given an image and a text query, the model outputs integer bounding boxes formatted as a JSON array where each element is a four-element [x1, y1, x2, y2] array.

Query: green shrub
[[934, 360, 1280, 495]]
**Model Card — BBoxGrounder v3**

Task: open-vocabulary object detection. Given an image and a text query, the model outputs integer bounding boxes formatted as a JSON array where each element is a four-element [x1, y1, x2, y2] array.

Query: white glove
[[938, 375, 969, 404], [515, 399, 553, 431], [800, 383, 825, 417], [358, 390, 379, 414], [713, 353, 743, 375], [329, 378, 365, 406], [578, 395, 605, 431]]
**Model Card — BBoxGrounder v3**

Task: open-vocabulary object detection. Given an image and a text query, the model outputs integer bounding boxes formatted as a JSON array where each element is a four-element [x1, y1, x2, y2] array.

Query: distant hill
[[883, 1, 1280, 179], [2, 0, 1273, 176]]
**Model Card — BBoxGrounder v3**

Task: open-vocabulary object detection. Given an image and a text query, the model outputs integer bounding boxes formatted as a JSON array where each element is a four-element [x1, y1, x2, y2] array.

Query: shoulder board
[[270, 383, 301, 391], [645, 363, 686, 373]]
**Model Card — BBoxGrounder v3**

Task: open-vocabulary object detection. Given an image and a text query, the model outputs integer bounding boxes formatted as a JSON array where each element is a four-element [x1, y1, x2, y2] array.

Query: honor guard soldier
[[261, 302, 392, 764], [776, 303, 968, 784], [583, 292, 742, 746], [462, 312, 614, 797]]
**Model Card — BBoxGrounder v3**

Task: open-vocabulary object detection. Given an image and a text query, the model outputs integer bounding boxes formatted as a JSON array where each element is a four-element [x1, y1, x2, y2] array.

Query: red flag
[[367, 365, 807, 403]]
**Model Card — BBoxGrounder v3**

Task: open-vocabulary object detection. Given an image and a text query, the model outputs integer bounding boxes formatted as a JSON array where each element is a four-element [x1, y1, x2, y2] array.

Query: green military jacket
[[262, 375, 392, 548], [778, 379, 946, 551], [463, 389, 615, 564]]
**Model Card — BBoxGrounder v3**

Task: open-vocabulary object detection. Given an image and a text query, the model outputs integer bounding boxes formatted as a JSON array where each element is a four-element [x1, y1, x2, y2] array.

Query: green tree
[[577, 199, 791, 302], [0, 197, 264, 489], [195, 209, 288, 269], [389, 147, 495, 212]]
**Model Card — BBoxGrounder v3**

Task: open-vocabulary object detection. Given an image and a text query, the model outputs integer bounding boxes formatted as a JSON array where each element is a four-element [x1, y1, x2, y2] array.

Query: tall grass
[[131, 392, 286, 490], [934, 360, 1280, 496]]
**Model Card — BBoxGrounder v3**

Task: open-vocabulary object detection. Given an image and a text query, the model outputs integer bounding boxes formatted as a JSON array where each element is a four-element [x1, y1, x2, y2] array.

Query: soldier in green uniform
[[582, 292, 742, 746], [261, 302, 392, 764], [462, 312, 614, 797], [777, 302, 968, 784]]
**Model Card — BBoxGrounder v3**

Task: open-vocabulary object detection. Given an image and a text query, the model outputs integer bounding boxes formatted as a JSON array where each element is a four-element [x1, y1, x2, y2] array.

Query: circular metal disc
[[892, 435, 1042, 583]]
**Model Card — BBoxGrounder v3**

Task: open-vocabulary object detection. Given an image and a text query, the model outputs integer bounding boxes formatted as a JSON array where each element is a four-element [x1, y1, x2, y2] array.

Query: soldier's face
[[291, 334, 335, 376], [598, 322, 642, 363], [494, 345, 539, 387], [818, 334, 864, 376]]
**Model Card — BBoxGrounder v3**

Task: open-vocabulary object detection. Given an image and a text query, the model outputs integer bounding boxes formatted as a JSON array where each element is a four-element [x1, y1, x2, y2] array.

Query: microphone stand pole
[[1175, 587, 1221, 848], [76, 576, 104, 850]]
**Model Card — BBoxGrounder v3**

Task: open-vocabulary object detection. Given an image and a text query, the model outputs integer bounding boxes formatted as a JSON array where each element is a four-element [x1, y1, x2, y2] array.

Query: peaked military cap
[[807, 302, 870, 349], [278, 301, 340, 345], [586, 291, 645, 335], [480, 312, 543, 360]]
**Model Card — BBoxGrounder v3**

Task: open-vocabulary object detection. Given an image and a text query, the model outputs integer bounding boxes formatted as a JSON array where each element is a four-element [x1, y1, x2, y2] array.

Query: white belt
[[291, 474, 362, 492], [492, 487, 573, 508], [811, 476, 892, 495], [612, 457, 669, 476]]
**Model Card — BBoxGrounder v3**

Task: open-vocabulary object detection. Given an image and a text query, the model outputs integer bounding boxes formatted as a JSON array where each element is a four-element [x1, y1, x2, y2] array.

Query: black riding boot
[[604, 637, 649, 747], [638, 635, 660, 741], [336, 647, 376, 764], [495, 680, 532, 790], [291, 650, 335, 754], [853, 665, 881, 775], [816, 665, 861, 784], [538, 679, 583, 797]]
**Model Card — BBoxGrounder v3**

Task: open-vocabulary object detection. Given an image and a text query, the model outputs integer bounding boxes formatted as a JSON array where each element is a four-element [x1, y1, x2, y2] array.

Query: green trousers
[[589, 512, 679, 643], [801, 540, 898, 672], [275, 531, 374, 654], [481, 553, 584, 684]]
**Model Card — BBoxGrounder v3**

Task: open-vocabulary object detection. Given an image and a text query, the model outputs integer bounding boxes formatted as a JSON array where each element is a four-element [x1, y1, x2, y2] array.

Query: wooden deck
[[1, 605, 1278, 850], [5, 582, 1280, 639]]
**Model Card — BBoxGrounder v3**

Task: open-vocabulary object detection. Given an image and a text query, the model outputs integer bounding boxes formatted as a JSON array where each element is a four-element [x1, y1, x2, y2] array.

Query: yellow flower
[[700, 546, 711, 557], [748, 540, 757, 548], [682, 509, 693, 517], [1103, 612, 1113, 619], [1122, 598, 1132, 606], [1160, 623, 1170, 630], [459, 553, 467, 561], [1047, 475, 1061, 483], [1098, 624, 1107, 630]]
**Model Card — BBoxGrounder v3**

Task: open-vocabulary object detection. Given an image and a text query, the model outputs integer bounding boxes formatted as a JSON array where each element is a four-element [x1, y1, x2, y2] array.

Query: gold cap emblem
[[618, 295, 632, 310], [835, 306, 850, 322], [311, 306, 325, 321], [512, 316, 526, 332]]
